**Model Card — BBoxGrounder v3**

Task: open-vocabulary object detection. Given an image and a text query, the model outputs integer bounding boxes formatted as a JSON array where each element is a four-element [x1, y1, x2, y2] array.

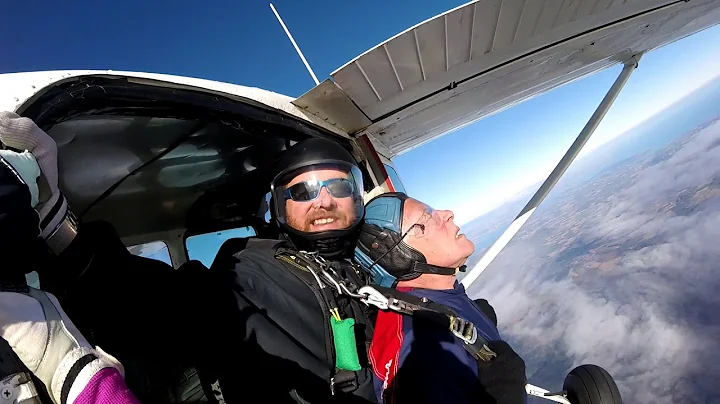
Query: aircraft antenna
[[269, 3, 320, 86]]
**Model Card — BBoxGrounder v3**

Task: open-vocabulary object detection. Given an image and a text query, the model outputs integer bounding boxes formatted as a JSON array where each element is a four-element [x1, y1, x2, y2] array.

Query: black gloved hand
[[0, 155, 39, 238], [474, 298, 498, 326], [0, 153, 47, 277], [477, 340, 527, 404]]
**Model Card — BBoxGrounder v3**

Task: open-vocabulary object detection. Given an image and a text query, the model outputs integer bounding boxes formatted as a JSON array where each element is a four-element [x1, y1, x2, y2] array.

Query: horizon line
[[459, 74, 720, 226]]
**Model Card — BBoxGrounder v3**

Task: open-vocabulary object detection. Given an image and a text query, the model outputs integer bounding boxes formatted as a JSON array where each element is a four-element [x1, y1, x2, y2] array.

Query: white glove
[[0, 112, 76, 254], [0, 289, 124, 404], [0, 148, 133, 404]]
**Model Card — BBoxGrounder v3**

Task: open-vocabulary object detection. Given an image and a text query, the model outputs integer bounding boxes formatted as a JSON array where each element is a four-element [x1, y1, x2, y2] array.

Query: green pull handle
[[330, 317, 362, 371]]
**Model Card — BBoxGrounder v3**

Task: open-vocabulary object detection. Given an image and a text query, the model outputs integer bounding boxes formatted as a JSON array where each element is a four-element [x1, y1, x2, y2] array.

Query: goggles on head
[[283, 178, 356, 202]]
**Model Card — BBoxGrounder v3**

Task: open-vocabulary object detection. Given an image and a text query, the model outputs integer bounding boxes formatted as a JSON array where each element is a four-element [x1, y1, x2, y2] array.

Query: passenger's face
[[284, 169, 358, 232], [401, 198, 475, 269]]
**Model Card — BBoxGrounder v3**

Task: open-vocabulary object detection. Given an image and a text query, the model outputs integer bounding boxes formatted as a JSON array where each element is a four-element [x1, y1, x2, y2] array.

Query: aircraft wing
[[293, 0, 720, 158]]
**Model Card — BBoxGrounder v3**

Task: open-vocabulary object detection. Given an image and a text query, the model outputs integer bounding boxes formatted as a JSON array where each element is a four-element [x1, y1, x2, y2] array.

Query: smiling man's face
[[284, 168, 358, 233]]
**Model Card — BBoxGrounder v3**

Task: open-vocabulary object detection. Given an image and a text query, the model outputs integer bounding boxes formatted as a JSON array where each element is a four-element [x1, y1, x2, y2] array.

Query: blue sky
[[2, 0, 719, 225], [393, 25, 720, 223]]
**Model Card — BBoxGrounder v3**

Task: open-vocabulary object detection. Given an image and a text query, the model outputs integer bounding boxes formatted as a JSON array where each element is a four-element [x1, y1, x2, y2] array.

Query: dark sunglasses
[[284, 178, 356, 202]]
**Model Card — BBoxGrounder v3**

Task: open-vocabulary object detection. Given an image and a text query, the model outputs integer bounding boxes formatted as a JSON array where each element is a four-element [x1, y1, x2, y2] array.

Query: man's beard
[[288, 208, 351, 232]]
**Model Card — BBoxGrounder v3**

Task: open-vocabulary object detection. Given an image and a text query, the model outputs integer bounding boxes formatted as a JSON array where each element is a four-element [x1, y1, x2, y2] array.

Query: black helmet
[[354, 192, 460, 288], [270, 137, 365, 257]]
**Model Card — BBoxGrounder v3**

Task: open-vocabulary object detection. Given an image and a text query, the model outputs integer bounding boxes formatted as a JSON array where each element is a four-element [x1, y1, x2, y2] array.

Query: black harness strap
[[273, 247, 496, 380], [411, 261, 456, 276], [372, 286, 497, 363], [272, 248, 368, 396]]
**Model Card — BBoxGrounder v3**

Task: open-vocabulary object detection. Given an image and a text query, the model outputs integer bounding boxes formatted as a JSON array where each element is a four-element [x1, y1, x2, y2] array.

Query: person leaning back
[[355, 192, 528, 404]]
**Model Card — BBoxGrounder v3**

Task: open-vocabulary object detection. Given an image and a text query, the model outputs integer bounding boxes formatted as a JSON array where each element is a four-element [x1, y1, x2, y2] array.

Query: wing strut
[[270, 3, 320, 86], [461, 53, 643, 289]]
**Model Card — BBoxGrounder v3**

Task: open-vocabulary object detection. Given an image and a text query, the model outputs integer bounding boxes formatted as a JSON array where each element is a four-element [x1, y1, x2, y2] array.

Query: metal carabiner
[[339, 282, 365, 299], [300, 250, 329, 267], [320, 270, 343, 294], [358, 286, 389, 310]]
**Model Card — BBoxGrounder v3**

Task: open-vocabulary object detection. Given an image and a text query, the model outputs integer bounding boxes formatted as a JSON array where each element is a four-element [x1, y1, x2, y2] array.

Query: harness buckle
[[330, 370, 359, 395], [357, 287, 420, 316], [476, 343, 498, 362], [449, 316, 478, 345], [386, 297, 416, 314], [0, 372, 39, 403]]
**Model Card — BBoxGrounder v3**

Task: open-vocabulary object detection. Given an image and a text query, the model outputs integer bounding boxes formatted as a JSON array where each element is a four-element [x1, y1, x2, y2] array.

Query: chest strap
[[362, 285, 497, 363], [273, 250, 496, 365], [273, 249, 366, 395]]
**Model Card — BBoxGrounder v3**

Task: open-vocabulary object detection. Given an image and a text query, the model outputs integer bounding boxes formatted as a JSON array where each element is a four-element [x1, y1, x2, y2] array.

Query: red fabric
[[369, 310, 404, 382], [369, 286, 413, 401]]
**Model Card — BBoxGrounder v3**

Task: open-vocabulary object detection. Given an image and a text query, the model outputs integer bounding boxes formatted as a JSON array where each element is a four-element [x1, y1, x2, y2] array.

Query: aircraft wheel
[[563, 364, 623, 404]]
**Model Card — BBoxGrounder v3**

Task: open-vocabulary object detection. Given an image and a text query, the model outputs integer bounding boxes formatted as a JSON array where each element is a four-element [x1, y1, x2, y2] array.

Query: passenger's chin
[[457, 236, 475, 255]]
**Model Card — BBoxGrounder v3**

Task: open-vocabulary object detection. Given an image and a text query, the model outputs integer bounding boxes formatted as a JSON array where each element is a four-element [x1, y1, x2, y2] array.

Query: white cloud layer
[[469, 121, 720, 403]]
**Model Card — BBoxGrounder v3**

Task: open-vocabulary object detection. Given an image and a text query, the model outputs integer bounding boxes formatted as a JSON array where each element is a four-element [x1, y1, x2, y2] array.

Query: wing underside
[[293, 0, 720, 158]]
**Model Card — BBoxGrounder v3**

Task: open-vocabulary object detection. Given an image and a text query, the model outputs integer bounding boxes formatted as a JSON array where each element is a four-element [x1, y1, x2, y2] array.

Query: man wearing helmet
[[0, 111, 377, 404], [200, 138, 377, 403], [354, 192, 528, 404], [269, 137, 366, 255], [0, 113, 520, 404]]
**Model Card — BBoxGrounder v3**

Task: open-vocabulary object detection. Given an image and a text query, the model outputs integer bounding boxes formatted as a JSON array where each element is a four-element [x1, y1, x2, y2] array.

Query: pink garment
[[73, 368, 141, 404]]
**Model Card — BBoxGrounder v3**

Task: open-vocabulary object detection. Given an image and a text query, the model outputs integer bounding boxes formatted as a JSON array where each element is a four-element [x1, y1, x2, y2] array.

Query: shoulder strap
[[242, 238, 288, 253], [371, 286, 497, 363], [272, 248, 369, 396], [372, 285, 453, 315]]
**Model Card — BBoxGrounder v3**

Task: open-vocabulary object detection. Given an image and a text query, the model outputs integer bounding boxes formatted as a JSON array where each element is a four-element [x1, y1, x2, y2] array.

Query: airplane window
[[186, 226, 257, 268], [384, 163, 407, 193], [264, 191, 272, 223], [127, 240, 172, 266]]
